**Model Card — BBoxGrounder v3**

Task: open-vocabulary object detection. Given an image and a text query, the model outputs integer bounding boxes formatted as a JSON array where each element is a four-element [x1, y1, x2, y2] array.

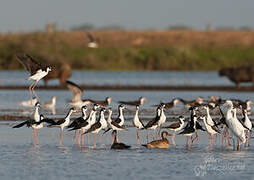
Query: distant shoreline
[[0, 30, 254, 71]]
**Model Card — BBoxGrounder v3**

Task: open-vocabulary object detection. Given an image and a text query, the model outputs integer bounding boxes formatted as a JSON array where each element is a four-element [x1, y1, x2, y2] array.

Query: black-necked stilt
[[87, 32, 99, 48], [178, 115, 197, 150], [17, 54, 51, 104], [66, 80, 92, 108], [240, 106, 252, 146], [47, 107, 75, 145], [104, 105, 126, 141], [118, 97, 147, 106], [199, 115, 220, 149], [83, 108, 107, 148], [157, 103, 166, 136], [87, 97, 112, 107], [142, 131, 171, 149], [164, 116, 185, 147], [133, 105, 145, 144], [111, 131, 131, 149], [144, 105, 161, 141], [153, 98, 180, 109], [232, 99, 253, 115], [179, 97, 203, 108], [67, 105, 87, 143], [68, 104, 99, 146]]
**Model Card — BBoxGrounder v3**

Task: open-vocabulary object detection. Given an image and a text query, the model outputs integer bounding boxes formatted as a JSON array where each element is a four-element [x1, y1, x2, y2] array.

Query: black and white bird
[[153, 98, 180, 109], [87, 97, 112, 107], [164, 116, 185, 147], [132, 105, 145, 144], [240, 106, 252, 146], [178, 115, 197, 150], [104, 105, 126, 141], [17, 54, 51, 104], [87, 32, 99, 48], [118, 97, 147, 106], [83, 108, 107, 148], [144, 105, 161, 141], [199, 115, 220, 148], [66, 80, 92, 108], [67, 105, 88, 143], [47, 107, 75, 145], [68, 104, 99, 146], [157, 103, 167, 134]]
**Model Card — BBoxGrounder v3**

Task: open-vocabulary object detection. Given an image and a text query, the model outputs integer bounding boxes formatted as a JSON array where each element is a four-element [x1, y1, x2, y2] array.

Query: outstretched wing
[[12, 121, 28, 128], [16, 54, 42, 75], [66, 80, 83, 102]]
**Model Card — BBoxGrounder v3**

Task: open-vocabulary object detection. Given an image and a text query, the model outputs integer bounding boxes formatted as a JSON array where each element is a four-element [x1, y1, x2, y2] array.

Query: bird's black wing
[[196, 122, 206, 131], [67, 117, 84, 128], [40, 118, 56, 125], [84, 122, 101, 134], [118, 100, 138, 106], [144, 115, 159, 129], [111, 121, 126, 129], [114, 117, 121, 124], [69, 121, 88, 131], [17, 54, 42, 75], [12, 121, 28, 128]]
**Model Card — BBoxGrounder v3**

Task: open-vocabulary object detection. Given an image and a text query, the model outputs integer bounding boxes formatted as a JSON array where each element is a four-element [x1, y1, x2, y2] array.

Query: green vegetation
[[0, 30, 254, 71]]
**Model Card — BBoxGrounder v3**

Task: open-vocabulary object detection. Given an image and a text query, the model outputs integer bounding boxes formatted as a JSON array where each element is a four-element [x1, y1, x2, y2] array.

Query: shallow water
[[1, 71, 254, 179], [0, 70, 243, 86], [1, 121, 254, 180]]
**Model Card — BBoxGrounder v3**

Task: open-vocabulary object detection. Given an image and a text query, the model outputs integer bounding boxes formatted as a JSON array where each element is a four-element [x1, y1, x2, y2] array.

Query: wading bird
[[17, 54, 51, 104]]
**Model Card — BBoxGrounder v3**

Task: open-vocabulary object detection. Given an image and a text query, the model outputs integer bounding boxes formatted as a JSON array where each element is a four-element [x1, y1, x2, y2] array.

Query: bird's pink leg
[[248, 131, 251, 147], [32, 129, 36, 146], [82, 133, 84, 146], [153, 129, 155, 141], [146, 130, 149, 143], [35, 130, 39, 145], [77, 130, 81, 147], [31, 81, 40, 103], [195, 132, 199, 144], [136, 129, 140, 144], [215, 134, 217, 146], [172, 133, 176, 147], [59, 128, 63, 146], [73, 130, 77, 145], [29, 82, 36, 105], [87, 134, 89, 146]]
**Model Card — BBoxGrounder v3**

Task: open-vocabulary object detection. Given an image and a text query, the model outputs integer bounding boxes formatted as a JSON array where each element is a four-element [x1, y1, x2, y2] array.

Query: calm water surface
[[0, 71, 254, 180], [0, 70, 242, 86]]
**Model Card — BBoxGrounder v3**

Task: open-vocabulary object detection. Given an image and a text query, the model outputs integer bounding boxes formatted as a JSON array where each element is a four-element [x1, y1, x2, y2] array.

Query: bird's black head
[[81, 105, 87, 110]]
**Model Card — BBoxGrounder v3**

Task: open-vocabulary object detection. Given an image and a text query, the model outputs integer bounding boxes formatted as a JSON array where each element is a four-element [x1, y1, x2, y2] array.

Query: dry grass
[[0, 30, 254, 70]]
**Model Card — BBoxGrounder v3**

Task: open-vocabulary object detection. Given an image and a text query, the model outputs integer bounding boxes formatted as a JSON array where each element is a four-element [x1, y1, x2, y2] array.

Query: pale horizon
[[0, 0, 254, 32]]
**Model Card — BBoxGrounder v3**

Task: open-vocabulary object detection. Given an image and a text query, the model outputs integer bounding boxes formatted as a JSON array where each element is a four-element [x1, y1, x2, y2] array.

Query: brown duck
[[142, 131, 171, 149]]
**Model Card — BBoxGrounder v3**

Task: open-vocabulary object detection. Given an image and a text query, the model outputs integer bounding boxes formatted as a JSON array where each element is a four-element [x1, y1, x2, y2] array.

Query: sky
[[0, 0, 253, 32]]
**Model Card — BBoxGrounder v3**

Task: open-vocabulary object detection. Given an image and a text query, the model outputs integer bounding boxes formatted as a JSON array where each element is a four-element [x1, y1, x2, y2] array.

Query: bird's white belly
[[29, 71, 48, 81]]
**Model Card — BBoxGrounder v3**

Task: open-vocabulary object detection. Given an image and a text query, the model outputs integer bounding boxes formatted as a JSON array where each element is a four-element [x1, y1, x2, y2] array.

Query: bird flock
[[12, 54, 253, 151]]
